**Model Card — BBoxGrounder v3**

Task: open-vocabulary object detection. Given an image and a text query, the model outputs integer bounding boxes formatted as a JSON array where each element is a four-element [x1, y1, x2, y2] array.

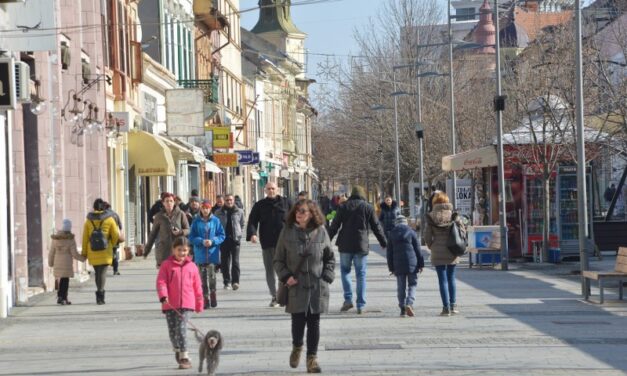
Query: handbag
[[446, 213, 468, 256], [277, 239, 312, 307]]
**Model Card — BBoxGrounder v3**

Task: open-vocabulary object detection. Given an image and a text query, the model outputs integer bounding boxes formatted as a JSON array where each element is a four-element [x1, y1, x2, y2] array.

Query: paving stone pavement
[[0, 240, 626, 376]]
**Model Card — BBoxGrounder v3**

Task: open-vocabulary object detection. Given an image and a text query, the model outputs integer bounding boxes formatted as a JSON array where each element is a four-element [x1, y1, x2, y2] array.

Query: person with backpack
[[424, 191, 466, 316], [82, 198, 120, 305]]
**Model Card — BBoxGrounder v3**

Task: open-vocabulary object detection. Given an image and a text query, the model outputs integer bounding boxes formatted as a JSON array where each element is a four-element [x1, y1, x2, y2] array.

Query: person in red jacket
[[156, 237, 203, 369]]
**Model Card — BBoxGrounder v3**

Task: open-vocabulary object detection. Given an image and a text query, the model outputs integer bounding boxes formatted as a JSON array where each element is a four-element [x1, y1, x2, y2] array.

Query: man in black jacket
[[328, 185, 386, 314], [246, 182, 292, 307]]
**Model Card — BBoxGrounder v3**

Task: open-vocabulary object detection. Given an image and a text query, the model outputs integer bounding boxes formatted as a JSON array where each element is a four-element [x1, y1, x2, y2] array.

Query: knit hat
[[201, 200, 212, 209], [394, 215, 408, 225], [351, 185, 366, 198], [189, 196, 200, 203], [62, 219, 72, 232]]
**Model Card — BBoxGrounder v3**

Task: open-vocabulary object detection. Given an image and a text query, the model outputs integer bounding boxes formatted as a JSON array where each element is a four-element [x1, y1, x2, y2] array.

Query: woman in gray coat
[[144, 192, 190, 267], [274, 199, 335, 374], [424, 191, 464, 317]]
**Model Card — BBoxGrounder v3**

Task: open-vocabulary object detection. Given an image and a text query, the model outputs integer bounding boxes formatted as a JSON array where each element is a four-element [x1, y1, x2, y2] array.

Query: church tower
[[251, 0, 307, 77]]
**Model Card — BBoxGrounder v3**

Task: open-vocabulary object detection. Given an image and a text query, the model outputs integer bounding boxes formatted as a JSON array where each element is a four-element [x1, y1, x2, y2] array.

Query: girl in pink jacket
[[156, 236, 203, 369]]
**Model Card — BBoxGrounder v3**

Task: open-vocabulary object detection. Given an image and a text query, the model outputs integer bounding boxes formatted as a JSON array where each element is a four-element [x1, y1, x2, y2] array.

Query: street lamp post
[[415, 123, 425, 216], [392, 70, 402, 203], [415, 70, 425, 220], [493, 0, 509, 270], [574, 0, 589, 295], [448, 0, 458, 209]]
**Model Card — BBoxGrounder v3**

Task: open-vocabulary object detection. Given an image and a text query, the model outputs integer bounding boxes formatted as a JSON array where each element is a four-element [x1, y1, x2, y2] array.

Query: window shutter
[[130, 41, 143, 84]]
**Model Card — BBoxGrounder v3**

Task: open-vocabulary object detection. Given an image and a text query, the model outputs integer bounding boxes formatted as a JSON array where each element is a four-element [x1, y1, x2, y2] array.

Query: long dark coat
[[274, 225, 335, 314], [144, 206, 190, 266]]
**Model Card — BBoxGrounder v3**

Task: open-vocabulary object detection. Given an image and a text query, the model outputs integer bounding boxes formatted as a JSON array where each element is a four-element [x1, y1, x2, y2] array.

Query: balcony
[[178, 78, 219, 104]]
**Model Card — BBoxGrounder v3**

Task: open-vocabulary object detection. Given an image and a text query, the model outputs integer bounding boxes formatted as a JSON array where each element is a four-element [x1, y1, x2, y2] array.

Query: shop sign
[[212, 127, 232, 149], [236, 150, 253, 164], [446, 178, 472, 218], [138, 167, 166, 175], [0, 0, 57, 51], [236, 150, 259, 165], [166, 89, 204, 136], [213, 153, 238, 167], [108, 112, 130, 132]]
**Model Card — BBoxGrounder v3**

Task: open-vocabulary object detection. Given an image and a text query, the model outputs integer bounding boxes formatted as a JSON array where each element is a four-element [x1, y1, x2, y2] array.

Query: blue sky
[[240, 0, 375, 84], [240, 0, 591, 87]]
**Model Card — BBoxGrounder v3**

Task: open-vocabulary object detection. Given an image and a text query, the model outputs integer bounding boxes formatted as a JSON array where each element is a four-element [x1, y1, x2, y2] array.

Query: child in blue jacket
[[189, 200, 225, 309], [386, 215, 424, 318]]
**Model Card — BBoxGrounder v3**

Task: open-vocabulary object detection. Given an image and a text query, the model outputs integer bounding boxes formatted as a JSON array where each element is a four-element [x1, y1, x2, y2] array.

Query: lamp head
[[415, 123, 424, 139]]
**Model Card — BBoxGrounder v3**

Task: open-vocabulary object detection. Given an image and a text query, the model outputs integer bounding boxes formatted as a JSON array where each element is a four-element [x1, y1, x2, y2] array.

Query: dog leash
[[165, 301, 206, 338]]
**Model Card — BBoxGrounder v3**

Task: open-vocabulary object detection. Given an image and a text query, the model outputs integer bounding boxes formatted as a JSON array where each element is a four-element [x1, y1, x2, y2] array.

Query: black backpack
[[89, 220, 108, 251], [446, 213, 468, 256]]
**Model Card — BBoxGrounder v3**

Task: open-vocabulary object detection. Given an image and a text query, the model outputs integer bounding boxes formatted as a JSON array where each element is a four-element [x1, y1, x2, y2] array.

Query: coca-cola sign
[[464, 157, 483, 167]]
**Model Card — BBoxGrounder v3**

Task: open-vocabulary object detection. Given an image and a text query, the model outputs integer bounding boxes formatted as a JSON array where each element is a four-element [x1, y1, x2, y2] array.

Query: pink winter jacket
[[156, 255, 203, 313]]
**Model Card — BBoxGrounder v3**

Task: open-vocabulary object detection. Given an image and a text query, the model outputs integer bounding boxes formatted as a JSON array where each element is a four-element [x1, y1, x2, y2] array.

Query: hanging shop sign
[[252, 152, 260, 164], [212, 127, 232, 149], [213, 153, 238, 167], [166, 89, 204, 136], [236, 150, 253, 164], [0, 0, 57, 51]]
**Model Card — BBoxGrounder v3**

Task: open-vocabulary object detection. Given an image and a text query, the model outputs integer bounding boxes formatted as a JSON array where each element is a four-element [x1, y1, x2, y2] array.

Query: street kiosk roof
[[442, 146, 498, 172]]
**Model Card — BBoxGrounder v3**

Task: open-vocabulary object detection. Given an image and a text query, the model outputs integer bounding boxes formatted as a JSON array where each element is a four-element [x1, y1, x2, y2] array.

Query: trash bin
[[548, 248, 561, 263]]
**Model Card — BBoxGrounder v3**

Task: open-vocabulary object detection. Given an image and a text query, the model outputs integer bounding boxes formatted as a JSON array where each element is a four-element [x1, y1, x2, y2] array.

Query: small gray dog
[[191, 328, 223, 375]]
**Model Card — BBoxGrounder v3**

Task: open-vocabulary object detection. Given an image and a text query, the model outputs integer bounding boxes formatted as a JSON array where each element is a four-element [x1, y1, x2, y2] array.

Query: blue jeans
[[340, 253, 368, 309], [435, 264, 456, 308], [396, 273, 418, 308]]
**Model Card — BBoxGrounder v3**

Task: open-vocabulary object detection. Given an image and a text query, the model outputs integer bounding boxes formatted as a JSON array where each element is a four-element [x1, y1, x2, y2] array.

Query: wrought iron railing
[[177, 78, 219, 104]]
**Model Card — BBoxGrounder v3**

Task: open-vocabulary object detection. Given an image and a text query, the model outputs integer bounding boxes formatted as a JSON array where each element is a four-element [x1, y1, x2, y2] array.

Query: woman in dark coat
[[144, 192, 190, 267], [386, 215, 424, 317], [274, 199, 335, 374], [378, 195, 400, 236]]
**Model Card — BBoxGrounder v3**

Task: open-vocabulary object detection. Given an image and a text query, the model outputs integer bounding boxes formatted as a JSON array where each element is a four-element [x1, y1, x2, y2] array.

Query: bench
[[468, 247, 501, 269], [583, 247, 627, 304]]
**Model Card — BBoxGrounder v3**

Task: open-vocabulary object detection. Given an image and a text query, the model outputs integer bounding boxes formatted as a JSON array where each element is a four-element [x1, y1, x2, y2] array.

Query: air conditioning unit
[[14, 61, 30, 103]]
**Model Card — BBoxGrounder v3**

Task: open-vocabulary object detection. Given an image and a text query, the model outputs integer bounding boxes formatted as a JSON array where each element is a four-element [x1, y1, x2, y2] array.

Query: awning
[[250, 171, 260, 180], [128, 131, 176, 176], [157, 135, 203, 162], [442, 146, 498, 172], [204, 160, 223, 173], [172, 138, 206, 163]]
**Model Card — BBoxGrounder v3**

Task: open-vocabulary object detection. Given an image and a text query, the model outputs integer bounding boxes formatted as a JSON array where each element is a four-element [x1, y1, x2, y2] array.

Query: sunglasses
[[296, 208, 310, 214]]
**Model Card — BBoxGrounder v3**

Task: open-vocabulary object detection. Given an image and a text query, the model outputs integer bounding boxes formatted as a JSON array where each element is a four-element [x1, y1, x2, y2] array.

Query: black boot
[[210, 290, 217, 308], [96, 291, 105, 305]]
